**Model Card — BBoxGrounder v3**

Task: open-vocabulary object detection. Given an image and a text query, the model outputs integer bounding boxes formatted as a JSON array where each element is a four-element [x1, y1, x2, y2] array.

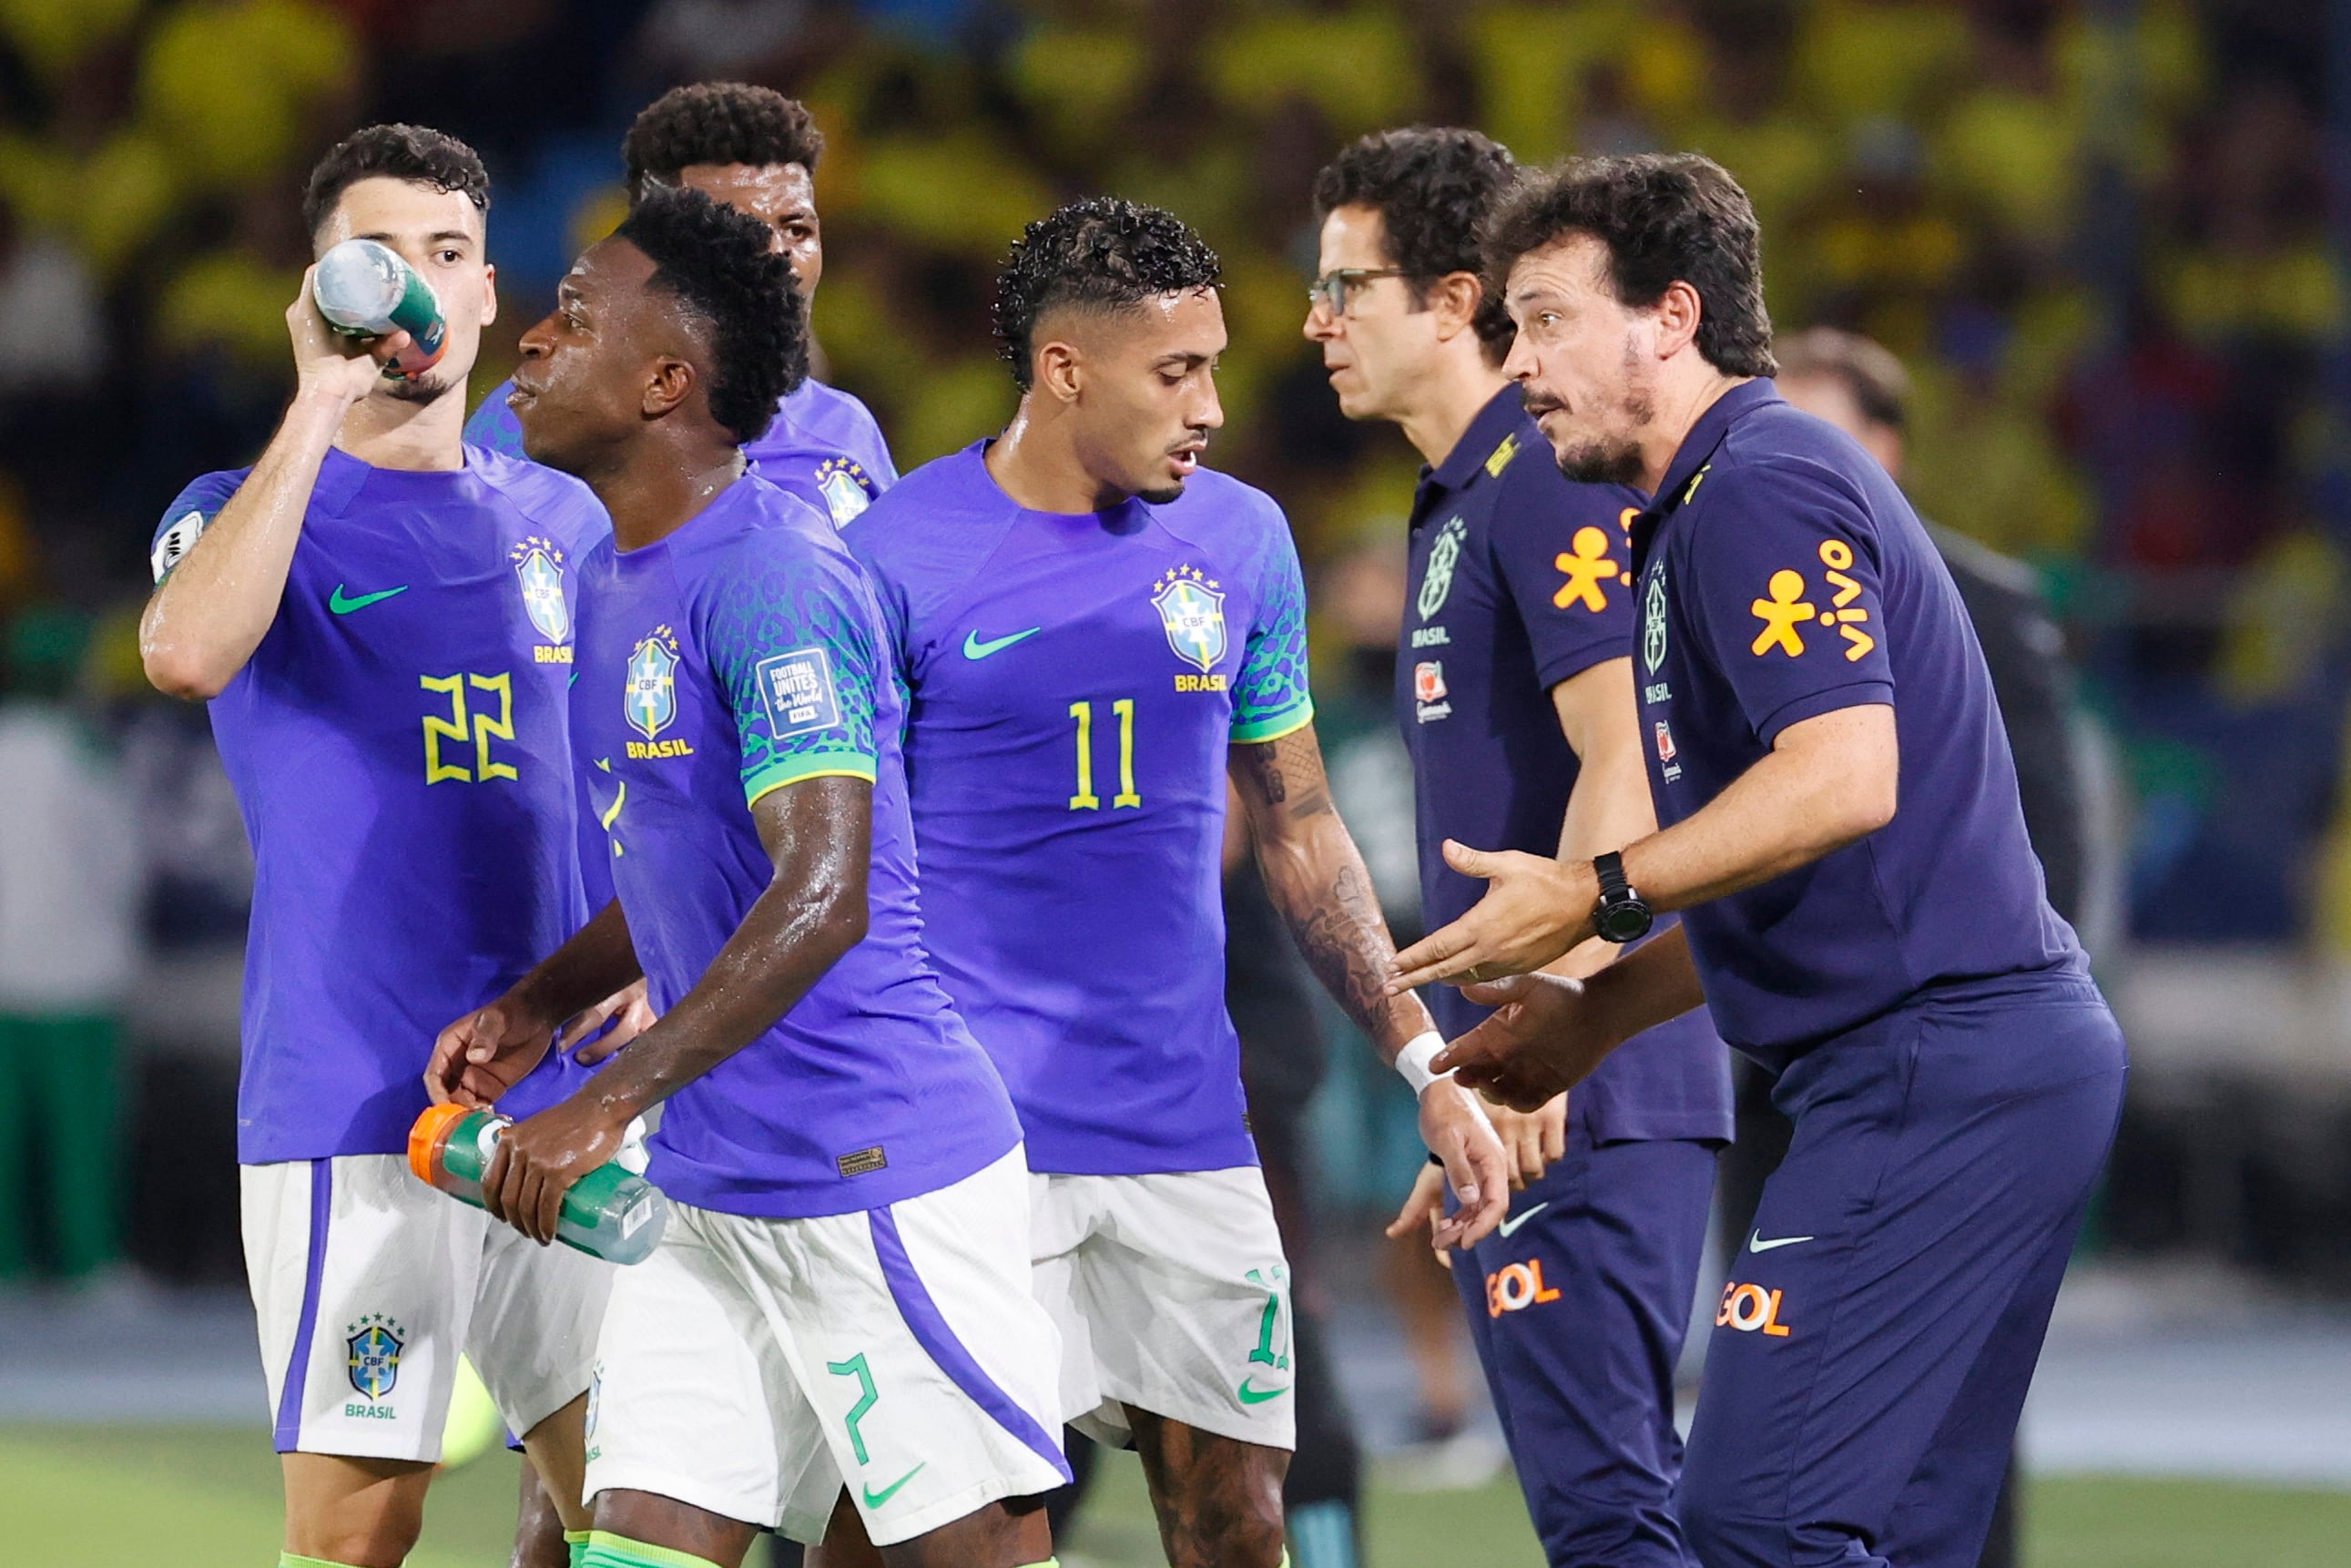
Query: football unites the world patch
[[757, 646, 843, 738], [151, 509, 208, 585]]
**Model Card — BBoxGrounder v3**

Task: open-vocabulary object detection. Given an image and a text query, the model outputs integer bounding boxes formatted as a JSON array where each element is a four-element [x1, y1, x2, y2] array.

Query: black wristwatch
[[1592, 850, 1654, 944]]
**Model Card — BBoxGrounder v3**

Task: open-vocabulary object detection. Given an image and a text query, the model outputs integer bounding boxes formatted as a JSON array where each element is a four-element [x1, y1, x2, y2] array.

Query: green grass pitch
[[3, 1425, 2346, 1566]]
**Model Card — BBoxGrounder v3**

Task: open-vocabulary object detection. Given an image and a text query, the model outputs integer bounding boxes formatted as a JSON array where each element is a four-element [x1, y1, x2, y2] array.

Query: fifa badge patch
[[345, 1314, 404, 1400], [625, 627, 682, 740], [757, 647, 842, 737], [814, 457, 877, 528], [1152, 565, 1227, 673], [510, 535, 571, 644]]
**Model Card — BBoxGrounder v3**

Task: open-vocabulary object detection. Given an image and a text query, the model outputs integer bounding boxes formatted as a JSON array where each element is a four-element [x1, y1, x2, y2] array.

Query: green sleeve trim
[[744, 756, 877, 807], [1229, 699, 1315, 745], [582, 1531, 725, 1568]]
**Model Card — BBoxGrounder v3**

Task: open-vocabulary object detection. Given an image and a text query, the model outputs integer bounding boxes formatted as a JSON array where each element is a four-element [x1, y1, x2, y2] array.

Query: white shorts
[[584, 1145, 1069, 1546], [1031, 1166, 1297, 1451], [243, 1154, 612, 1462]]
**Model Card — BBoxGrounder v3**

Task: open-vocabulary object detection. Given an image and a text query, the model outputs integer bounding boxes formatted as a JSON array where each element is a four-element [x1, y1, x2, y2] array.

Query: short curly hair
[[992, 198, 1222, 391], [616, 188, 808, 443], [303, 124, 488, 239], [1313, 127, 1519, 361], [1484, 153, 1776, 378], [624, 83, 824, 203]]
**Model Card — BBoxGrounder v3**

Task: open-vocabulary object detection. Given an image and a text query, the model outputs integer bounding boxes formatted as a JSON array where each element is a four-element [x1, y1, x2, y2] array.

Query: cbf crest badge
[[346, 1314, 403, 1400], [510, 536, 571, 645], [626, 627, 682, 740], [1643, 568, 1670, 675], [813, 456, 878, 528], [1152, 565, 1227, 673]]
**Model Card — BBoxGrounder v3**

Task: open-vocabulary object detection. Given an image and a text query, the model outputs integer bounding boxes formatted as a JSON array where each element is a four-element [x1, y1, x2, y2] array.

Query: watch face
[[1598, 901, 1654, 944]]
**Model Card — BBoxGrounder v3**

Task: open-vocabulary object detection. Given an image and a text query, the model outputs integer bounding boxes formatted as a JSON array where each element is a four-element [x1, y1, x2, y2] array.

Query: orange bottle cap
[[408, 1102, 472, 1185]]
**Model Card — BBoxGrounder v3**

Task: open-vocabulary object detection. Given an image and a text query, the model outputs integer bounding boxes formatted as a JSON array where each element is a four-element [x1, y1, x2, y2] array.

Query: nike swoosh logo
[[1749, 1230, 1816, 1253], [1497, 1201, 1551, 1239], [861, 1462, 925, 1509], [1237, 1379, 1289, 1406], [329, 584, 409, 615], [962, 626, 1041, 659]]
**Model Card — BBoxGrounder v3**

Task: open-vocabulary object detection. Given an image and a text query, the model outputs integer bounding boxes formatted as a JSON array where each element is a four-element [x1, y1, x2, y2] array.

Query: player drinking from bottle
[[430, 188, 1068, 1568], [140, 125, 611, 1568], [839, 198, 1509, 1568]]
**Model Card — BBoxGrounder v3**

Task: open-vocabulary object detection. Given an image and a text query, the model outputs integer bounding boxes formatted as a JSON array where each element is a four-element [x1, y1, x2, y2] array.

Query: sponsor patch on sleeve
[[756, 647, 842, 738], [151, 510, 208, 585]]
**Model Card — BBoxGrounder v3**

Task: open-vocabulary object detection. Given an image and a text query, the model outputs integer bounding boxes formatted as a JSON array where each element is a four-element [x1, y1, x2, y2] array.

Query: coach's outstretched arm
[[140, 273, 412, 699], [1392, 703, 1898, 1106], [1231, 725, 1511, 1247], [436, 775, 872, 1245]]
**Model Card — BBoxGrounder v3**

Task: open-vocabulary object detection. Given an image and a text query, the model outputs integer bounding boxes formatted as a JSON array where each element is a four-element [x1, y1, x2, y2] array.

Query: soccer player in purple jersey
[[469, 82, 896, 529], [1307, 127, 1731, 1567], [428, 188, 1068, 1568], [840, 199, 1510, 1568], [140, 127, 613, 1568], [1397, 155, 2126, 1568]]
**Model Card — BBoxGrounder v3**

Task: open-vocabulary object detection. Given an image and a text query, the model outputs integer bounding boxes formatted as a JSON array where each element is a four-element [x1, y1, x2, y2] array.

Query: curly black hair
[[624, 83, 824, 203], [1313, 127, 1519, 360], [1484, 153, 1776, 378], [302, 124, 488, 239], [992, 198, 1222, 391], [616, 187, 808, 443]]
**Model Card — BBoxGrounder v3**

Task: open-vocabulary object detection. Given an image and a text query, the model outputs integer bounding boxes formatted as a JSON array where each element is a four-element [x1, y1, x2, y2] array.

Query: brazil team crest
[[626, 627, 682, 739], [813, 456, 878, 528], [1643, 569, 1670, 675], [1153, 565, 1227, 674], [345, 1314, 403, 1400], [510, 536, 571, 645]]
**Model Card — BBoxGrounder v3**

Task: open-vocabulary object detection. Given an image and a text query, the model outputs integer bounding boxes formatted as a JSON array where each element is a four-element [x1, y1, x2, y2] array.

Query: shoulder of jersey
[[842, 447, 981, 540], [1158, 464, 1284, 533], [464, 443, 608, 544], [788, 378, 884, 441]]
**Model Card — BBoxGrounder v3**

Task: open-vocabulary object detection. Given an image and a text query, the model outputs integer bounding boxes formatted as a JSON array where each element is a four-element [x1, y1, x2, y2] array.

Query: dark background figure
[[1740, 326, 2094, 1568]]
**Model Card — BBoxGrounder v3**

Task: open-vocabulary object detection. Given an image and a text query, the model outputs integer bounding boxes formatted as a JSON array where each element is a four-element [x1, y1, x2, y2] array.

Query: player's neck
[[1397, 350, 1511, 471], [1641, 364, 1753, 494], [333, 388, 466, 473], [986, 405, 1128, 514], [588, 440, 748, 552]]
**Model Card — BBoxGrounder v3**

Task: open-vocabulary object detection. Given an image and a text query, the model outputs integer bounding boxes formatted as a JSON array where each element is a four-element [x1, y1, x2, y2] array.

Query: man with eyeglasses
[[1304, 129, 1730, 1566]]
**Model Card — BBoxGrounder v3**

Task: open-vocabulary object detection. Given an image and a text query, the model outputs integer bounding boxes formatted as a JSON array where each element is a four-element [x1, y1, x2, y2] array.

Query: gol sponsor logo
[[1715, 1281, 1793, 1337], [1484, 1259, 1562, 1318]]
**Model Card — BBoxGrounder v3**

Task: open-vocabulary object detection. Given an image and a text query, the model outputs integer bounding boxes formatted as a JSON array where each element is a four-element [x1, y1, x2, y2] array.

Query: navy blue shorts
[[1677, 975, 2126, 1568], [1449, 1108, 1719, 1567]]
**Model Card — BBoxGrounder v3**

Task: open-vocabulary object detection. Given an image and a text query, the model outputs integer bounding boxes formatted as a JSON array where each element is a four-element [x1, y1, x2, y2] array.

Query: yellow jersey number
[[1067, 698, 1141, 810], [422, 672, 519, 784]]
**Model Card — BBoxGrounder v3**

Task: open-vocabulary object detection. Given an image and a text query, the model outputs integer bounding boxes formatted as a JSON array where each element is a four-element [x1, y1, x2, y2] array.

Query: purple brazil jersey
[[150, 446, 606, 1163], [468, 376, 897, 529], [1399, 388, 1731, 1144], [844, 444, 1316, 1176], [1629, 381, 2085, 1066], [573, 473, 1018, 1218]]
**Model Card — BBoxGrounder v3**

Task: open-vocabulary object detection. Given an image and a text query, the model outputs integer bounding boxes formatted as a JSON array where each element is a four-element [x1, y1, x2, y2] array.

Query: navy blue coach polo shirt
[[1400, 385, 1732, 1143], [1628, 380, 2085, 1069]]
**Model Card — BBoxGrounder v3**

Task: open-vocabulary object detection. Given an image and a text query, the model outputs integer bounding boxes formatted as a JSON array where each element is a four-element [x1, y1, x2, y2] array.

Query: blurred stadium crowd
[[0, 0, 2341, 1297]]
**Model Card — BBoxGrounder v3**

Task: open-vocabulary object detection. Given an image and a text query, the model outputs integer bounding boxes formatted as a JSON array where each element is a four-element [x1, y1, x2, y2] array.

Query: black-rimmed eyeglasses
[[1307, 268, 1417, 318]]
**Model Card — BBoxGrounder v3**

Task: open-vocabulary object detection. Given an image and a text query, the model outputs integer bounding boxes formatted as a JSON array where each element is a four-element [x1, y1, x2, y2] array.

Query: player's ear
[[1431, 272, 1482, 343], [1035, 340, 1083, 404], [643, 355, 694, 419], [1653, 279, 1703, 361], [479, 261, 498, 329]]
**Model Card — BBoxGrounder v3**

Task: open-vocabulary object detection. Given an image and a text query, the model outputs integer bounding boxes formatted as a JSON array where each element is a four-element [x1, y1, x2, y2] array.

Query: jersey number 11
[[1067, 698, 1141, 810]]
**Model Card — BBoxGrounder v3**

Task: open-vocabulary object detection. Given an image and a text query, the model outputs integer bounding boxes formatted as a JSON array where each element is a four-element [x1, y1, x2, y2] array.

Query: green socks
[[579, 1531, 724, 1568], [565, 1528, 593, 1568]]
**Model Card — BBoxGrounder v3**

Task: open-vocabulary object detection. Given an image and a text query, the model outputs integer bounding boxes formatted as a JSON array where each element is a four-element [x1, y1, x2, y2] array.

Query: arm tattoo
[[1287, 860, 1411, 1052]]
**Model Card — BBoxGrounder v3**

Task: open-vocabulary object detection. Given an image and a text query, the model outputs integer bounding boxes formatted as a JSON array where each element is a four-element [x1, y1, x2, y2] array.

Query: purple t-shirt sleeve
[[1686, 457, 1895, 744], [1491, 473, 1639, 690], [150, 470, 245, 583]]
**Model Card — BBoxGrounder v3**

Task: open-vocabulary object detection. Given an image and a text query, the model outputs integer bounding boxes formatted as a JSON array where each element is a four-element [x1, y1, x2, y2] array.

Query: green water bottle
[[408, 1103, 667, 1265], [313, 237, 447, 380]]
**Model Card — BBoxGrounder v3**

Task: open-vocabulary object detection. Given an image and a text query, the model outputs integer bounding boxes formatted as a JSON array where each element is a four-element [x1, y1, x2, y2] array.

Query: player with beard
[[469, 82, 895, 530], [1394, 153, 2125, 1568], [837, 199, 1510, 1568], [141, 126, 611, 1568]]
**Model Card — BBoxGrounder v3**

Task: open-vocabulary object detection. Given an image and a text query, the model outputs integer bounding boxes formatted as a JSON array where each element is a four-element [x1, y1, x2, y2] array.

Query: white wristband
[[1394, 1031, 1450, 1097]]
